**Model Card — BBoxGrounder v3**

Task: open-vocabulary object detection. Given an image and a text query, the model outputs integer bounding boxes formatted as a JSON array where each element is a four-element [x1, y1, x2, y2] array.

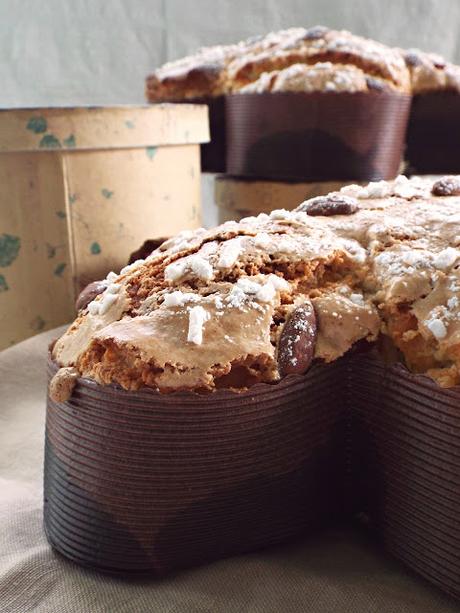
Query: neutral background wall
[[1, 0, 459, 108], [1, 0, 459, 224]]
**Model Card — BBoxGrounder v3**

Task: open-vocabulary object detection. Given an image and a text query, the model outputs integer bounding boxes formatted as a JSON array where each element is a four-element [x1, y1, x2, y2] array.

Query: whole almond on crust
[[404, 51, 422, 68], [76, 280, 107, 311], [278, 302, 317, 377], [431, 176, 460, 197], [366, 76, 387, 91], [302, 25, 329, 40], [298, 195, 359, 217], [49, 367, 79, 403]]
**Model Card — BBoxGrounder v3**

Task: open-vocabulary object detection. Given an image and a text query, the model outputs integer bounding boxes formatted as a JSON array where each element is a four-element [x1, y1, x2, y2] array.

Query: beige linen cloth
[[0, 327, 458, 613]]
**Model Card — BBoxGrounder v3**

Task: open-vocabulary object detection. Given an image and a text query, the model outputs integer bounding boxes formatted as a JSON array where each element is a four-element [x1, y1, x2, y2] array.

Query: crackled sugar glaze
[[239, 62, 391, 94], [146, 26, 410, 100], [53, 175, 460, 392], [146, 27, 460, 101], [401, 48, 460, 94]]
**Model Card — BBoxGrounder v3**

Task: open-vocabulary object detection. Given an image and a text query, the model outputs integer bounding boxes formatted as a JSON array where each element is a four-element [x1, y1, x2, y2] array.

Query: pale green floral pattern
[[26, 116, 47, 134], [0, 234, 20, 267], [39, 134, 61, 149], [0, 274, 9, 292]]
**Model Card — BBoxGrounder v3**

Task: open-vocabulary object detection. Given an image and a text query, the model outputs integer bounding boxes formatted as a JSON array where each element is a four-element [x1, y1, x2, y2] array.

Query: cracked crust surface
[[53, 175, 460, 392], [238, 62, 392, 94], [401, 48, 460, 94], [146, 26, 410, 100]]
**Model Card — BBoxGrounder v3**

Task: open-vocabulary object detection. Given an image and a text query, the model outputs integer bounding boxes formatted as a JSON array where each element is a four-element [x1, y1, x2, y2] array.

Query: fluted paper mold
[[406, 92, 460, 174], [350, 354, 460, 600], [225, 92, 411, 181], [44, 356, 347, 574], [44, 351, 460, 600]]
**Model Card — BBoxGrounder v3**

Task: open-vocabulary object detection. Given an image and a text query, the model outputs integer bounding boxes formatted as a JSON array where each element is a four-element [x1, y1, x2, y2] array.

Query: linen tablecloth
[[0, 327, 458, 613]]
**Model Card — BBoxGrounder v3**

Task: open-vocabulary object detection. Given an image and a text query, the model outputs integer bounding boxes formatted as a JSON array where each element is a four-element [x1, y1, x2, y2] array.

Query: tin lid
[[0, 104, 210, 152]]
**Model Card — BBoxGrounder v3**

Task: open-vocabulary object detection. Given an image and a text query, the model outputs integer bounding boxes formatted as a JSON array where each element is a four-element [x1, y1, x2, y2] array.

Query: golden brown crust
[[146, 27, 410, 101], [226, 29, 410, 93], [146, 59, 228, 100], [401, 48, 460, 94], [53, 175, 460, 392], [239, 62, 392, 94], [145, 29, 311, 101], [49, 367, 79, 403]]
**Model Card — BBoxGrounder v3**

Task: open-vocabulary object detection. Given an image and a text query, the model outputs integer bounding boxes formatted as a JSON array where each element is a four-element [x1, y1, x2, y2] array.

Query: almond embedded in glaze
[[76, 281, 107, 311], [298, 195, 359, 216], [52, 175, 460, 391], [49, 367, 79, 403], [432, 176, 460, 197], [277, 302, 317, 376]]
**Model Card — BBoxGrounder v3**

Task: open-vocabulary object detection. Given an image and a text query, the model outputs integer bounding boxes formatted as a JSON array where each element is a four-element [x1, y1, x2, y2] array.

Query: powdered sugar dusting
[[340, 175, 428, 200], [163, 291, 201, 308], [98, 293, 118, 315], [217, 237, 243, 269], [433, 248, 459, 270], [226, 275, 290, 309], [54, 172, 460, 391], [269, 209, 293, 221], [187, 306, 211, 345], [426, 317, 448, 340], [165, 254, 214, 283], [256, 283, 276, 303], [253, 232, 272, 249]]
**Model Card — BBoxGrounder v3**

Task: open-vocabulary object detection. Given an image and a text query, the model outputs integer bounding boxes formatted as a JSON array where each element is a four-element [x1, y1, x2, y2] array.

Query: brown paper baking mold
[[44, 355, 347, 575], [225, 92, 411, 181], [406, 92, 460, 174], [350, 354, 460, 600], [44, 349, 460, 600]]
